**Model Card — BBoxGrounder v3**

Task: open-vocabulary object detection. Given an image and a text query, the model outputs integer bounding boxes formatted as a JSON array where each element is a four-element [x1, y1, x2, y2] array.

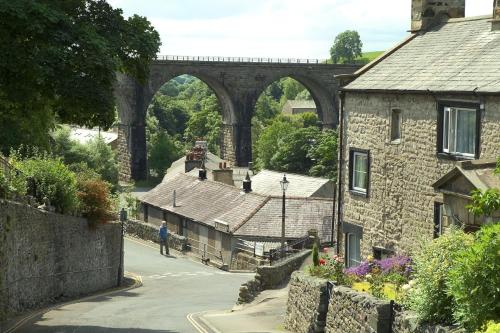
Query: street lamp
[[118, 207, 127, 286], [280, 174, 289, 259]]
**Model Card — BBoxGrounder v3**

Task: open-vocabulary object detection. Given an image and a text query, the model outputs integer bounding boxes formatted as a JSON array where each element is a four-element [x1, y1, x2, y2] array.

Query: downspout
[[336, 91, 346, 255]]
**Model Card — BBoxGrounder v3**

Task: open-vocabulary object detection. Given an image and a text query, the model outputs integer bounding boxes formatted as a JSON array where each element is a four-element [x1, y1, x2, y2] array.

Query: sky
[[108, 0, 493, 59]]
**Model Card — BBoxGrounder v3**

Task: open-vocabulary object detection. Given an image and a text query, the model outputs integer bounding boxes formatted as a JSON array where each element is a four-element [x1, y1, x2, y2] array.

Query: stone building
[[139, 172, 333, 268], [282, 100, 317, 116], [337, 0, 500, 266]]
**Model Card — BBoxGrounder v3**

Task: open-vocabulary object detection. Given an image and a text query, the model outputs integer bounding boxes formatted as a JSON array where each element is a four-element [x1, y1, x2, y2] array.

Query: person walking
[[159, 221, 169, 255]]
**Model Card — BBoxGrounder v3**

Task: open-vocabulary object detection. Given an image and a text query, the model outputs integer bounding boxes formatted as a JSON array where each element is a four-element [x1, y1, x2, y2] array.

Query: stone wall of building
[[284, 271, 329, 333], [340, 93, 500, 258], [125, 219, 187, 251], [117, 125, 131, 182], [0, 200, 121, 322]]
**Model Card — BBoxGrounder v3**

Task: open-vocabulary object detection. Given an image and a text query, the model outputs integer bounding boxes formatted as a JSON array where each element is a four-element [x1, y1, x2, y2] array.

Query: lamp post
[[118, 207, 127, 286], [280, 174, 289, 259]]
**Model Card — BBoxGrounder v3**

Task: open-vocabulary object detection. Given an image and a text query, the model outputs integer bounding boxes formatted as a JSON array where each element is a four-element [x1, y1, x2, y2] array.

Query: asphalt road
[[12, 237, 252, 333]]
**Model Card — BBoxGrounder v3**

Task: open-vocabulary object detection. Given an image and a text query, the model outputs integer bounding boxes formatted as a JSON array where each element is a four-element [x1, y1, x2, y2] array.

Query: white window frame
[[346, 233, 361, 268], [442, 107, 476, 157], [352, 151, 368, 193]]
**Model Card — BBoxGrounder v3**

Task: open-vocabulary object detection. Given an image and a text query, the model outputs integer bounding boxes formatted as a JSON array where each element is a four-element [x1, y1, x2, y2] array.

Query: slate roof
[[433, 159, 500, 192], [141, 173, 266, 232], [285, 100, 317, 109], [344, 16, 500, 94], [233, 197, 333, 243], [250, 170, 333, 197], [140, 173, 333, 240], [70, 127, 118, 145]]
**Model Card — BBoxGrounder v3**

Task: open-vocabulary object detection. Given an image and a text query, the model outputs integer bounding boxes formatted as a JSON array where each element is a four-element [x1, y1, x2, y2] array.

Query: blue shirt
[[159, 225, 168, 240]]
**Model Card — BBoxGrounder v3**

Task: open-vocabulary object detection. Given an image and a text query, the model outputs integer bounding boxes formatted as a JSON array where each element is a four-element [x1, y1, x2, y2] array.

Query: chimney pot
[[242, 172, 252, 193], [198, 168, 207, 180]]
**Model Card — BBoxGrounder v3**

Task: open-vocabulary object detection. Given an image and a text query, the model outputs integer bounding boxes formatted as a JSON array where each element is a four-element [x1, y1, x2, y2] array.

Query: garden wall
[[125, 218, 187, 251], [284, 271, 464, 333], [285, 271, 329, 333], [0, 200, 121, 323], [238, 250, 311, 304]]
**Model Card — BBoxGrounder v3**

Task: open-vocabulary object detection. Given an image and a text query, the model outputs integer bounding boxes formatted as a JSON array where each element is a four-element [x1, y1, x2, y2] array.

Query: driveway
[[11, 237, 253, 333]]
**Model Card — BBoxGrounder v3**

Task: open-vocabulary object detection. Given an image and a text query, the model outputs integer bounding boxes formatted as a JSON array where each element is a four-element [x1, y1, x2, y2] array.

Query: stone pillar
[[235, 123, 252, 167], [114, 73, 148, 182], [220, 124, 236, 164]]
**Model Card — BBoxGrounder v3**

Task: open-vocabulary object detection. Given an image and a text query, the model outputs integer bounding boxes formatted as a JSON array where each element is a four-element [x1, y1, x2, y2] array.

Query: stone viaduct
[[114, 56, 360, 181]]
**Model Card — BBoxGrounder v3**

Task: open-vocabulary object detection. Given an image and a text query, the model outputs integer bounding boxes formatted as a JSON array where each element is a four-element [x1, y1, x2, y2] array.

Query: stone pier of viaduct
[[114, 56, 359, 181]]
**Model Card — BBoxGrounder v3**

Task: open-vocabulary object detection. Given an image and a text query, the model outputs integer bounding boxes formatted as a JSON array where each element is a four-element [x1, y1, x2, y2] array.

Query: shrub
[[15, 157, 78, 214], [312, 242, 320, 267], [447, 224, 500, 332], [77, 178, 115, 226], [0, 168, 26, 199], [407, 229, 474, 325], [482, 321, 500, 333]]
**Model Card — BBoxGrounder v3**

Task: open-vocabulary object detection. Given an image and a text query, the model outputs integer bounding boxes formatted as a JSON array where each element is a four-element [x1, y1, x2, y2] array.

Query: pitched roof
[[433, 159, 500, 191], [285, 100, 317, 109], [250, 170, 333, 197], [233, 197, 333, 242], [70, 127, 118, 145], [141, 173, 266, 232], [344, 16, 500, 94], [140, 173, 333, 240]]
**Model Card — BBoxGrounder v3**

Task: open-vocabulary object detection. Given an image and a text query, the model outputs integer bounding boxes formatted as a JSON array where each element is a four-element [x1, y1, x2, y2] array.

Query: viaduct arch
[[114, 56, 360, 181]]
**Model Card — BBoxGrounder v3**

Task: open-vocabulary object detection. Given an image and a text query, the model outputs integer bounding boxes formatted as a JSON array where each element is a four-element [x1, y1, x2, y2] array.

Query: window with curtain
[[352, 151, 368, 193], [442, 107, 477, 157]]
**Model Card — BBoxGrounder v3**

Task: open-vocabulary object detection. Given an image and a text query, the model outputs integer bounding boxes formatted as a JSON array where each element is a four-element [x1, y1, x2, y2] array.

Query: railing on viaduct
[[156, 55, 332, 65]]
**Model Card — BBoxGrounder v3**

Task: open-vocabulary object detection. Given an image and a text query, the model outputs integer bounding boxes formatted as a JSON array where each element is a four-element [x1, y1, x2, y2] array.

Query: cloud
[[109, 0, 494, 58]]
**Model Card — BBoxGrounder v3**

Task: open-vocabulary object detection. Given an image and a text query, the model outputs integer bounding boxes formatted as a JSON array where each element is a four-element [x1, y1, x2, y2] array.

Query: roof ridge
[[258, 169, 332, 182], [231, 196, 272, 233]]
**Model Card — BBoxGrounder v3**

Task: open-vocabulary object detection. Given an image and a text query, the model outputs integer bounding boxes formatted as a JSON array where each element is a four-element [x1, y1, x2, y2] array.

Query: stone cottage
[[139, 172, 333, 268], [336, 0, 500, 266], [282, 100, 317, 116]]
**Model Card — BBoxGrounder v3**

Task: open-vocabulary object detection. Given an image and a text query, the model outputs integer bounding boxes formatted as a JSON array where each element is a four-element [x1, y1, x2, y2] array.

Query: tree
[[148, 95, 190, 137], [148, 130, 182, 181], [0, 0, 160, 153], [330, 30, 363, 64], [308, 129, 338, 180]]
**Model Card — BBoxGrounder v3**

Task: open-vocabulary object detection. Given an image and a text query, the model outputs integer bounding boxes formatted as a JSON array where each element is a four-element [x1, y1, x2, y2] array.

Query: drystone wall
[[392, 305, 465, 333], [0, 200, 121, 322], [231, 252, 268, 271], [237, 250, 311, 304], [284, 271, 329, 333], [125, 219, 187, 251], [326, 286, 392, 333]]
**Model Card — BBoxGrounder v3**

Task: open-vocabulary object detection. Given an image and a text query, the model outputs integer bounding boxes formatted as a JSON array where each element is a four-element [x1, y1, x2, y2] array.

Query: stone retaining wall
[[284, 272, 464, 333], [326, 286, 392, 333], [231, 252, 268, 271], [0, 200, 121, 326], [237, 250, 311, 304], [285, 271, 329, 333], [125, 219, 187, 251]]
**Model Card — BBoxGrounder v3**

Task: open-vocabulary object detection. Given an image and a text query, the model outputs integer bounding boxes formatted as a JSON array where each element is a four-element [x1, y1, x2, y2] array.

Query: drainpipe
[[336, 91, 346, 255]]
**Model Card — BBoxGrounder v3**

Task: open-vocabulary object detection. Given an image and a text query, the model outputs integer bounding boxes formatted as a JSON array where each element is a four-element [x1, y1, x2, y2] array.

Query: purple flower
[[344, 261, 371, 277], [378, 256, 412, 275]]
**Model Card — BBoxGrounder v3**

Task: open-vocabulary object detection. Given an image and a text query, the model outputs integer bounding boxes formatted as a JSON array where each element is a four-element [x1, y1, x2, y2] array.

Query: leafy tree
[[148, 130, 182, 181], [0, 0, 160, 153], [184, 96, 222, 153], [308, 130, 338, 180], [254, 92, 281, 125], [281, 78, 307, 101], [148, 95, 190, 137], [296, 89, 312, 101], [330, 30, 363, 64], [255, 117, 301, 170], [270, 127, 321, 173]]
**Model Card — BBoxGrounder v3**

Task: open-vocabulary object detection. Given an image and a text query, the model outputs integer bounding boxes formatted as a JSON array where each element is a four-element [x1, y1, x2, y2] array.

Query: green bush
[[0, 168, 26, 199], [408, 229, 474, 325], [312, 242, 320, 267], [447, 224, 500, 332], [481, 321, 500, 333], [15, 157, 78, 214]]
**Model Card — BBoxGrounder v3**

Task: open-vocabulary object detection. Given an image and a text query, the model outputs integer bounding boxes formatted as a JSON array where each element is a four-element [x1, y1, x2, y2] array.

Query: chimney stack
[[493, 0, 500, 31], [411, 0, 465, 32], [242, 172, 252, 193]]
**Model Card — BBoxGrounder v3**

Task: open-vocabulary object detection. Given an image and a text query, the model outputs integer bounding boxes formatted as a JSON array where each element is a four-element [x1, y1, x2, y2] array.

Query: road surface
[[12, 237, 252, 333]]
